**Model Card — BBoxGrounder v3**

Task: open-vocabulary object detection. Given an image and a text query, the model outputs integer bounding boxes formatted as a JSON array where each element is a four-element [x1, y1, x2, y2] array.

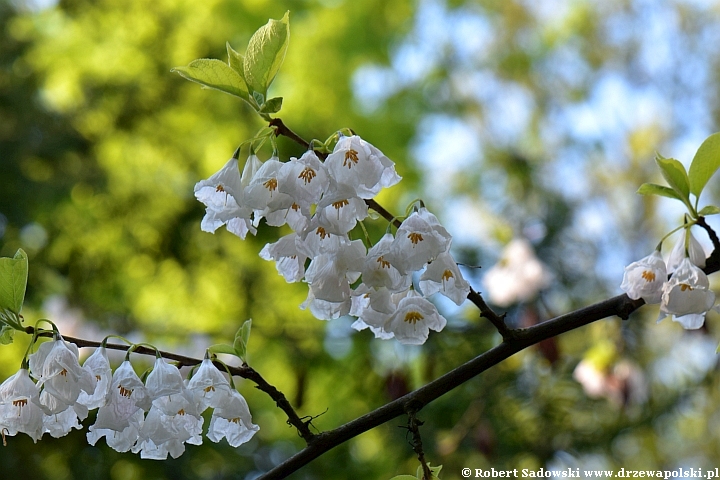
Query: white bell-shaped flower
[[620, 250, 667, 304], [659, 257, 716, 329], [667, 229, 706, 273], [29, 338, 94, 415], [325, 135, 396, 199], [361, 233, 411, 292], [314, 182, 368, 235], [481, 239, 553, 307], [419, 251, 471, 305], [206, 388, 259, 447], [77, 346, 112, 410], [133, 357, 203, 460], [195, 156, 257, 239], [384, 290, 447, 345], [0, 368, 46, 443], [187, 358, 233, 413], [300, 288, 351, 320], [259, 233, 309, 283], [278, 150, 329, 209], [387, 207, 452, 274], [90, 360, 150, 434], [350, 285, 396, 340]]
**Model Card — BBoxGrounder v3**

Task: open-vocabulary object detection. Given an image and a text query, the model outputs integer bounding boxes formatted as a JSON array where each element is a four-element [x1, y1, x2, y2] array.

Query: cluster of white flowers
[[195, 135, 471, 345], [621, 230, 717, 329], [0, 338, 257, 458]]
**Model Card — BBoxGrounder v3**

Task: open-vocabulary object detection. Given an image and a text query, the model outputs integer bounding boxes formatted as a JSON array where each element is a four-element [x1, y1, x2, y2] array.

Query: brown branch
[[406, 411, 433, 480], [257, 247, 720, 479], [24, 327, 316, 444]]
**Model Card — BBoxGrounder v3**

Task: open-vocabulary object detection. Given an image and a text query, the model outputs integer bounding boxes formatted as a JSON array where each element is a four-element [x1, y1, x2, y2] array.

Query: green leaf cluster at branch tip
[[171, 12, 289, 119], [0, 248, 28, 338], [208, 319, 252, 362], [638, 133, 720, 218]]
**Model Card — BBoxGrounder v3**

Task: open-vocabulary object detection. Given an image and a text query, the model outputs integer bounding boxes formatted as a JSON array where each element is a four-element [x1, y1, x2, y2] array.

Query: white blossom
[[384, 290, 447, 345], [482, 238, 553, 307], [206, 389, 259, 447], [659, 257, 716, 329], [387, 207, 452, 274], [325, 135, 387, 198], [0, 369, 46, 443], [77, 346, 112, 410], [667, 229, 706, 273], [620, 250, 667, 304], [361, 233, 411, 292], [419, 251, 470, 305]]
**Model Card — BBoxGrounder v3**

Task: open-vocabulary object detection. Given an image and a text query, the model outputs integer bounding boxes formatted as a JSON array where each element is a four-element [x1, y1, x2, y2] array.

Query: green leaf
[[0, 249, 28, 316], [171, 59, 249, 100], [636, 183, 682, 200], [226, 42, 244, 77], [207, 344, 238, 356], [417, 464, 442, 479], [258, 97, 283, 114], [388, 476, 419, 480], [0, 325, 15, 345], [233, 319, 252, 361], [689, 132, 720, 197], [655, 154, 690, 201], [243, 11, 290, 96], [699, 205, 720, 216]]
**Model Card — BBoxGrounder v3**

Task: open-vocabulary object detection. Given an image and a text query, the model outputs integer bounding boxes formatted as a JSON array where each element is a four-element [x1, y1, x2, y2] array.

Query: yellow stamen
[[215, 184, 225, 193], [343, 149, 359, 168], [404, 311, 424, 324], [204, 386, 215, 393], [298, 167, 317, 184], [680, 284, 694, 292], [332, 199, 349, 210], [408, 232, 424, 245], [442, 269, 454, 282], [316, 227, 329, 239], [59, 369, 68, 377], [230, 418, 241, 424], [12, 399, 27, 408], [263, 178, 278, 192], [641, 270, 656, 282], [291, 203, 300, 211], [95, 375, 102, 381], [177, 409, 186, 415], [118, 385, 132, 398], [376, 256, 391, 269]]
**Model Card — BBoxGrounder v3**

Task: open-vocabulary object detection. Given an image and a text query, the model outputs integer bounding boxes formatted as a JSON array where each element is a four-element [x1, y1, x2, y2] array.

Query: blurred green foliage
[[2, 0, 720, 478]]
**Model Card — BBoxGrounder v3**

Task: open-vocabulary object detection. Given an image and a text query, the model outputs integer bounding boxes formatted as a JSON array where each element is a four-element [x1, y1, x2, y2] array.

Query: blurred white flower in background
[[482, 238, 553, 307]]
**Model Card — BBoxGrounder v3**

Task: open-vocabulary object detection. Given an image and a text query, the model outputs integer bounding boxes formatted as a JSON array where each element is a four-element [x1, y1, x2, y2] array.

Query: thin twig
[[406, 411, 433, 480]]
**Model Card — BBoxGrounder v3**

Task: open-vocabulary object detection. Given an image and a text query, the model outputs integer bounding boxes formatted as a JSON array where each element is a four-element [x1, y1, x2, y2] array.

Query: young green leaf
[[636, 183, 682, 200], [698, 205, 720, 216], [388, 476, 418, 480], [172, 59, 249, 100], [258, 97, 283, 114], [207, 344, 239, 356], [655, 154, 690, 201], [0, 248, 28, 316], [689, 132, 720, 197], [226, 42, 245, 77], [0, 325, 15, 345], [243, 11, 290, 96], [233, 319, 252, 361]]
